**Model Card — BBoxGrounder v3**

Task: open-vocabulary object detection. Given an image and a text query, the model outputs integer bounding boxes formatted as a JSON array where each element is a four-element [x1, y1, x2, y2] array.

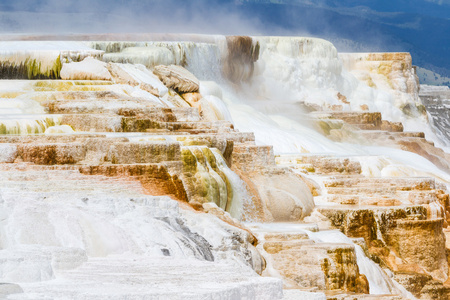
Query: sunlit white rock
[[44, 125, 75, 135], [60, 57, 112, 80]]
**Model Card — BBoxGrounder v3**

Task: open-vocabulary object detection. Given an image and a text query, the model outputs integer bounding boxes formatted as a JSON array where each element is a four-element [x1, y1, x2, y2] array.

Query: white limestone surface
[[60, 57, 112, 80], [0, 167, 282, 299], [6, 257, 282, 300]]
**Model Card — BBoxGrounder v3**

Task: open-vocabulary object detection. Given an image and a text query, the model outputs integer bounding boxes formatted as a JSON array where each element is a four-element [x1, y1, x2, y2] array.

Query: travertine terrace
[[0, 35, 449, 299]]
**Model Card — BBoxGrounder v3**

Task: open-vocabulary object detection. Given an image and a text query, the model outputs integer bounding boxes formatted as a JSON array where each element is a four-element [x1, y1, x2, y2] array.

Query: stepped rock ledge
[[0, 34, 449, 300]]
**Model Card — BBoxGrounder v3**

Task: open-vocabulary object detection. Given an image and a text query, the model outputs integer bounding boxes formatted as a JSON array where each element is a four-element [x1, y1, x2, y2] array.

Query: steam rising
[[0, 0, 267, 35]]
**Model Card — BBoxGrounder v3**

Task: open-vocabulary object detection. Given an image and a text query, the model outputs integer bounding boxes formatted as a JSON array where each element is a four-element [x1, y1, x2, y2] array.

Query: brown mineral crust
[[16, 143, 86, 165], [393, 272, 434, 298], [318, 207, 448, 281], [397, 139, 450, 173], [337, 92, 350, 104], [360, 104, 369, 111], [78, 164, 188, 202], [381, 120, 404, 132]]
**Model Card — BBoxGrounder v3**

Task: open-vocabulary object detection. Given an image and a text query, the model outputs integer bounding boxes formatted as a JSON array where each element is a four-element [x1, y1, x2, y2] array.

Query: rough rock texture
[[340, 52, 419, 101], [1, 39, 449, 300], [248, 224, 376, 298], [107, 62, 167, 97], [153, 64, 200, 93], [318, 207, 448, 282], [311, 110, 450, 173], [0, 76, 283, 299], [393, 273, 450, 300], [420, 85, 450, 146]]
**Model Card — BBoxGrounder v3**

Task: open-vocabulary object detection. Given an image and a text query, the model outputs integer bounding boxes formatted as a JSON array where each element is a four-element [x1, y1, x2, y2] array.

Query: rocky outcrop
[[60, 57, 112, 80], [1, 39, 449, 300], [311, 110, 450, 173], [318, 207, 448, 281], [420, 85, 450, 146], [231, 144, 315, 222], [0, 79, 283, 299], [153, 64, 200, 93], [340, 52, 420, 100]]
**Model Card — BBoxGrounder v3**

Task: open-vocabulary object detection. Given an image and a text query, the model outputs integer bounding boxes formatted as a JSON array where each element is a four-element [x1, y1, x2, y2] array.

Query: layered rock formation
[[0, 36, 449, 299], [419, 85, 450, 149]]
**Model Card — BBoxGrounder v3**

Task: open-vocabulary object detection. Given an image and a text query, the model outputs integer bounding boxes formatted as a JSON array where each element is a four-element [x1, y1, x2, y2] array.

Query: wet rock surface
[[0, 39, 449, 300]]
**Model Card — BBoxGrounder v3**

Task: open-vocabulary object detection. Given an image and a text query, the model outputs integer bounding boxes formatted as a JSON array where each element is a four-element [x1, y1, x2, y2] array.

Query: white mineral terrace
[[0, 37, 449, 299]]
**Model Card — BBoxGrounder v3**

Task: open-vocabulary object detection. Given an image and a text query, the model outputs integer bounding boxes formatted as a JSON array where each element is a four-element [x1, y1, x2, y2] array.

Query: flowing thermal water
[[0, 36, 448, 298], [170, 36, 449, 297], [178, 37, 449, 187]]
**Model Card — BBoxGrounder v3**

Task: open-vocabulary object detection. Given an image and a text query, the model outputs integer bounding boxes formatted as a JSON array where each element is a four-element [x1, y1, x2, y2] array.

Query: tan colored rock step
[[263, 239, 316, 253], [394, 272, 450, 300], [175, 132, 255, 145], [275, 154, 362, 175], [60, 113, 233, 133], [0, 162, 186, 202], [325, 186, 397, 195], [325, 190, 436, 205], [321, 176, 446, 206], [325, 192, 439, 206], [43, 98, 147, 114], [261, 231, 314, 253], [0, 133, 255, 167], [78, 162, 188, 201], [0, 166, 147, 197], [162, 121, 234, 132], [30, 89, 119, 98], [317, 205, 427, 245], [263, 232, 310, 241], [0, 161, 186, 202], [347, 127, 450, 172], [396, 139, 450, 173], [358, 130, 424, 139], [323, 177, 436, 191], [0, 130, 254, 146], [325, 195, 400, 206], [310, 111, 406, 133], [310, 111, 382, 129], [363, 133, 437, 148], [8, 139, 182, 165], [231, 144, 276, 172], [117, 107, 201, 122], [33, 84, 113, 92], [38, 92, 202, 121], [0, 133, 118, 143], [250, 223, 368, 294], [42, 98, 201, 119]]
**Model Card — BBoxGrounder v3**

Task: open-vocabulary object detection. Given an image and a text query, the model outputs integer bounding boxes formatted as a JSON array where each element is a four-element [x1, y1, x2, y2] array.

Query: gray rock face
[[420, 85, 450, 147], [153, 65, 200, 93]]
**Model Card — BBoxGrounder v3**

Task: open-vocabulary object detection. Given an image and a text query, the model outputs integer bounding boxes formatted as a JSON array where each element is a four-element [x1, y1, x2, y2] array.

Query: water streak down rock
[[223, 36, 260, 83]]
